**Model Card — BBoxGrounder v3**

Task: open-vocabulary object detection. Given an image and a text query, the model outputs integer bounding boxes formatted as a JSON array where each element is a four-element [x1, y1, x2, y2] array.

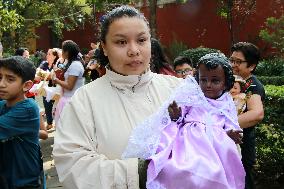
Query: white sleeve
[[52, 89, 139, 189]]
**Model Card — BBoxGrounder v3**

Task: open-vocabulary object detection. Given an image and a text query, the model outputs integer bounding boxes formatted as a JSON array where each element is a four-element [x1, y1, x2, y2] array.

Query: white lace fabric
[[122, 76, 207, 160]]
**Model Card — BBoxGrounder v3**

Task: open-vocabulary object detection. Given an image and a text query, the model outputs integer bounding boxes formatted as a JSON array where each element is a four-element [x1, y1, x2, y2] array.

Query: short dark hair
[[173, 56, 193, 70], [15, 47, 28, 56], [98, 5, 149, 66], [231, 42, 260, 72], [0, 56, 36, 82], [196, 53, 235, 91]]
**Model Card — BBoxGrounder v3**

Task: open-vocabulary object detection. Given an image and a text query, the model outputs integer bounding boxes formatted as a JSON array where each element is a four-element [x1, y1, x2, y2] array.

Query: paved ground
[[40, 128, 63, 189], [36, 96, 62, 189]]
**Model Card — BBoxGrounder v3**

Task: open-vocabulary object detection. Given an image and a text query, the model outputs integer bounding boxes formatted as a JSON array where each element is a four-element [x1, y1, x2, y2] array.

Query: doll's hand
[[168, 101, 181, 121], [227, 130, 243, 144]]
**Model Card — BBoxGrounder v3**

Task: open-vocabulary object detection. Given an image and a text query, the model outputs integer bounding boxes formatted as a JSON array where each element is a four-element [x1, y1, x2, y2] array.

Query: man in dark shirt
[[229, 42, 265, 189]]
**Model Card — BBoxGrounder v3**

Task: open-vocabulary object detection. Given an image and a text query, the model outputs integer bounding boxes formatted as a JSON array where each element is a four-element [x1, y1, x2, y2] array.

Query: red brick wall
[[36, 0, 283, 56]]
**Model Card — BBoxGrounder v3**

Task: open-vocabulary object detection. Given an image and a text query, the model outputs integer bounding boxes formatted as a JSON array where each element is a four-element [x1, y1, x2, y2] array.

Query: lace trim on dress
[[122, 76, 206, 159], [122, 76, 240, 160]]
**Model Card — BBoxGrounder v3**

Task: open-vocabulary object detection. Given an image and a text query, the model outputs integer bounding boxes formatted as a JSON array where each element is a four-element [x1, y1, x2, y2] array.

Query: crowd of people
[[0, 5, 265, 189]]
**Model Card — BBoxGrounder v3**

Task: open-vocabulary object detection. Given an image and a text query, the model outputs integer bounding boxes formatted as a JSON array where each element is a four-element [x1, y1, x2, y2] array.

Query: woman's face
[[46, 49, 56, 64], [102, 17, 151, 75], [23, 50, 30, 59]]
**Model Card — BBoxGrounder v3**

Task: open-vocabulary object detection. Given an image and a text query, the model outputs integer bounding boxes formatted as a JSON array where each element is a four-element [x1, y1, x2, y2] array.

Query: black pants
[[42, 97, 55, 125], [241, 127, 256, 189]]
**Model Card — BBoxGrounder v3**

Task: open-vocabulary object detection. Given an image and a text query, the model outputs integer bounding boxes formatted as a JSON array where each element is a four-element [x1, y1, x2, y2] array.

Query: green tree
[[216, 0, 256, 46], [1, 0, 92, 51], [259, 16, 284, 57], [86, 0, 139, 41], [0, 2, 23, 37]]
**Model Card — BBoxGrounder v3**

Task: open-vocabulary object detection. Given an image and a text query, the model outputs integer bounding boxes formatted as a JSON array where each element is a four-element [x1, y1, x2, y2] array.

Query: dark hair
[[173, 56, 193, 70], [98, 5, 149, 66], [231, 42, 260, 72], [0, 56, 36, 82], [196, 53, 235, 91], [62, 40, 86, 74], [15, 47, 28, 56], [150, 38, 173, 73], [49, 48, 59, 67]]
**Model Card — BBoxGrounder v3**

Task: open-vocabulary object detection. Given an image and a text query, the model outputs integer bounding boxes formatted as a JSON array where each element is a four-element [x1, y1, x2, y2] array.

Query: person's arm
[[39, 111, 48, 140], [238, 94, 264, 128], [0, 103, 39, 140], [53, 61, 83, 91], [53, 89, 139, 189], [53, 75, 78, 91]]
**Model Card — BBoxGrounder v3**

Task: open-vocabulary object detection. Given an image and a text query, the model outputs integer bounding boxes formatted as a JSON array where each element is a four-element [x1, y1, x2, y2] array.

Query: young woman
[[52, 6, 183, 189], [52, 40, 85, 125], [39, 48, 59, 130]]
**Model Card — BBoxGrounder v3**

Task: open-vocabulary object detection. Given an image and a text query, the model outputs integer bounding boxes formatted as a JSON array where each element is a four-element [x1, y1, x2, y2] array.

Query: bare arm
[[39, 112, 48, 140], [238, 94, 264, 128], [54, 75, 78, 91]]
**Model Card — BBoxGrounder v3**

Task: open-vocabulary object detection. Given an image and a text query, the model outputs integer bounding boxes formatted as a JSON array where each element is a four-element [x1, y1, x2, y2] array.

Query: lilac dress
[[122, 76, 245, 189]]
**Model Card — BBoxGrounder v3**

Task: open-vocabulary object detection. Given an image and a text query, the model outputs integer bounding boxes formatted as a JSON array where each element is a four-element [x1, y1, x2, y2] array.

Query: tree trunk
[[227, 0, 235, 47], [50, 30, 61, 48], [92, 3, 99, 42], [149, 0, 157, 38]]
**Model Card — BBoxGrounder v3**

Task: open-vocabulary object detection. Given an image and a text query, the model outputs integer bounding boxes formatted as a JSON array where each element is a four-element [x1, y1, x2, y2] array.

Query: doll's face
[[199, 64, 226, 99], [230, 82, 241, 96]]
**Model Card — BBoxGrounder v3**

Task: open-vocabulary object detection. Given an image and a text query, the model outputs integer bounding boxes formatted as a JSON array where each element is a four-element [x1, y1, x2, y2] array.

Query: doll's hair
[[233, 75, 246, 89], [196, 53, 235, 91]]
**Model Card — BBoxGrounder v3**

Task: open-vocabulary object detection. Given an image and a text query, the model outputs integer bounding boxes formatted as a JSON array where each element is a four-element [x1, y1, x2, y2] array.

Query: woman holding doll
[[52, 5, 182, 189]]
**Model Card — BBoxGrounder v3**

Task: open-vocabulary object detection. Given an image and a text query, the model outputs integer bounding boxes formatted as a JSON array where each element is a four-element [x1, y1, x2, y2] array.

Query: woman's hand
[[227, 130, 243, 144], [168, 101, 181, 121]]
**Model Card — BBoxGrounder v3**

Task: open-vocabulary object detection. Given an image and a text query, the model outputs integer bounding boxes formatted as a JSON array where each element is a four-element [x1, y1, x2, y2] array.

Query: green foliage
[[0, 3, 23, 35], [259, 16, 284, 55], [1, 0, 93, 51], [256, 85, 284, 184], [256, 123, 284, 184], [216, 0, 256, 43], [262, 85, 284, 127], [29, 55, 41, 67], [255, 58, 284, 76], [168, 39, 188, 60], [258, 76, 284, 86], [86, 0, 137, 11], [179, 47, 220, 67]]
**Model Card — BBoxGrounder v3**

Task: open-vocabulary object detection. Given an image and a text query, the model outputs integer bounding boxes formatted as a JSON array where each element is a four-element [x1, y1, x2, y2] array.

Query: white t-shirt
[[63, 60, 85, 97]]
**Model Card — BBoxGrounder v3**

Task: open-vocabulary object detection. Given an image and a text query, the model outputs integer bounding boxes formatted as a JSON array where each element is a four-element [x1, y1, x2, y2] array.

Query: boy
[[0, 56, 43, 188], [173, 56, 194, 78]]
